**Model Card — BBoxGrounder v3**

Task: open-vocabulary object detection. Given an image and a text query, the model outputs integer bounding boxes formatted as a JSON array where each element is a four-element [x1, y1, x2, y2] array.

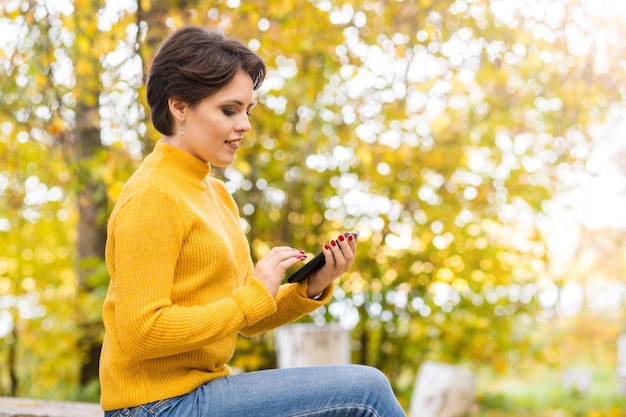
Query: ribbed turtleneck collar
[[145, 141, 211, 185]]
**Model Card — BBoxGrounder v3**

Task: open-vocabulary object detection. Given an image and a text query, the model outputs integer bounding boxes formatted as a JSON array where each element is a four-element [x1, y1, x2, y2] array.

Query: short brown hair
[[146, 26, 266, 136]]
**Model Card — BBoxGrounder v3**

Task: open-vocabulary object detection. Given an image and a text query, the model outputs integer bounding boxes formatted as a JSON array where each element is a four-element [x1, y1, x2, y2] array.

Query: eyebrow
[[221, 99, 256, 110]]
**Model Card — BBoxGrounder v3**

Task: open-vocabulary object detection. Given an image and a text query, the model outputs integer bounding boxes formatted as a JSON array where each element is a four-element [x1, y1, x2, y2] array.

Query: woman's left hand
[[306, 232, 358, 297]]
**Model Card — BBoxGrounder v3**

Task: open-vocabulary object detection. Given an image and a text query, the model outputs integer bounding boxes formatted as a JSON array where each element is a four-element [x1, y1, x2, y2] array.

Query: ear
[[168, 97, 188, 121]]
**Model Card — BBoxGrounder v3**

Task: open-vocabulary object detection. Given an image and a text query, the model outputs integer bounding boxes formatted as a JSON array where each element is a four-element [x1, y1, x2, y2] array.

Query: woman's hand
[[306, 232, 358, 297], [254, 246, 307, 298]]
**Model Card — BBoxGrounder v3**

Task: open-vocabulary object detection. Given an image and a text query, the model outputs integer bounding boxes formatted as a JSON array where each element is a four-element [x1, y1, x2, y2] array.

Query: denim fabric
[[104, 364, 406, 417], [104, 396, 184, 416]]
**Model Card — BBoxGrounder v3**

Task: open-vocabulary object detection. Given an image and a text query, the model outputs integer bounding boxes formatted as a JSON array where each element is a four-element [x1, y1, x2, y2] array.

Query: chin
[[212, 158, 235, 167]]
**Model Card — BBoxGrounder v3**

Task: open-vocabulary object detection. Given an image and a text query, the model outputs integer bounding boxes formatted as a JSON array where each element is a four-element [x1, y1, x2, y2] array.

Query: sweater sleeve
[[110, 188, 276, 360], [239, 279, 335, 336]]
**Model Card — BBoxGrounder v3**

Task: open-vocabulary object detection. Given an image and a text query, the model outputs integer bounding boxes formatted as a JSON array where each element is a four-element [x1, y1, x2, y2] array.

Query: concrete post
[[275, 323, 350, 368]]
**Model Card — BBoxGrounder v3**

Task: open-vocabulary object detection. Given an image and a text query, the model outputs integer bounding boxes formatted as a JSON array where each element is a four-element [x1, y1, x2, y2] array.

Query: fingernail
[[324, 244, 330, 250], [300, 250, 305, 253], [331, 240, 336, 247], [338, 235, 345, 242], [348, 234, 353, 241]]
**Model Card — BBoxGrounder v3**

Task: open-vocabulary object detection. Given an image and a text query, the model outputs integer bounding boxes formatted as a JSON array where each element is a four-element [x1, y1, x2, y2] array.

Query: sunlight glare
[[586, 0, 626, 19]]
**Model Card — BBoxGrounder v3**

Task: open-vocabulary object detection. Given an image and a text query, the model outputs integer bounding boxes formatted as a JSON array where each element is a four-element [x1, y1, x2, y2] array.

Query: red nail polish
[[331, 240, 336, 247], [348, 235, 353, 241], [324, 244, 330, 250], [338, 235, 345, 242]]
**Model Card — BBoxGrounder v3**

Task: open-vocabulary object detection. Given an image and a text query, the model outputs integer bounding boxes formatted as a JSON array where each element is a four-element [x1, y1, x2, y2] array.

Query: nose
[[236, 114, 251, 134]]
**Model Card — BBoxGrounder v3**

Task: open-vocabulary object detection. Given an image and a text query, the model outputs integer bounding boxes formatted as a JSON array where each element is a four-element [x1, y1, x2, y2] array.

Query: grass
[[471, 366, 626, 417]]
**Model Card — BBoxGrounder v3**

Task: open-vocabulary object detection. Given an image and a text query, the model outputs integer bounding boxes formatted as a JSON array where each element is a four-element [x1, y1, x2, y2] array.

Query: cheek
[[190, 113, 219, 135]]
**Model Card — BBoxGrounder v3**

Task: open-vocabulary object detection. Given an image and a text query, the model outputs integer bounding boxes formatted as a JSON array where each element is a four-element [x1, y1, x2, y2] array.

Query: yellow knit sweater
[[100, 141, 332, 411]]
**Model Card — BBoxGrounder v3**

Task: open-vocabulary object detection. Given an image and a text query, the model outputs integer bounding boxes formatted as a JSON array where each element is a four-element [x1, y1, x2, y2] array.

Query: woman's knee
[[333, 364, 393, 392]]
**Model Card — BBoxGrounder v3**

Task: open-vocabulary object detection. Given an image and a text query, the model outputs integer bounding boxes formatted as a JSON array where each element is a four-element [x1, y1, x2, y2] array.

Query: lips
[[225, 139, 242, 149]]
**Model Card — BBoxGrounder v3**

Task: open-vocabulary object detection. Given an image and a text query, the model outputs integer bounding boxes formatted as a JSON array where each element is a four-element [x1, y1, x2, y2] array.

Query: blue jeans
[[104, 364, 406, 416]]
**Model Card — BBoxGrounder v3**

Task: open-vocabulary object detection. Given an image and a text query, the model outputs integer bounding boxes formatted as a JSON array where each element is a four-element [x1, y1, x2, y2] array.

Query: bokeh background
[[1, 0, 626, 415]]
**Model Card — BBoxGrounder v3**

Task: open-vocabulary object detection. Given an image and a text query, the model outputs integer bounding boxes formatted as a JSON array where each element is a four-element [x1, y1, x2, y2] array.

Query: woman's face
[[169, 70, 255, 166]]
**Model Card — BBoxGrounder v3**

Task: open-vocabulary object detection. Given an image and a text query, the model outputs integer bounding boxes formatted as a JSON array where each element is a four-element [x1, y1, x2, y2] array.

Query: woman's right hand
[[254, 246, 307, 297]]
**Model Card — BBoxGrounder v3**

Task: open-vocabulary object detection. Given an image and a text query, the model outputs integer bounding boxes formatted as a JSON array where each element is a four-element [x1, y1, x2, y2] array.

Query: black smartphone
[[286, 232, 358, 283]]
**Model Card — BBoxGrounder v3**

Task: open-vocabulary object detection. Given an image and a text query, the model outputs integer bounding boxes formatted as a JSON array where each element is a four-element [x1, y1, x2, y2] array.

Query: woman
[[100, 25, 406, 417]]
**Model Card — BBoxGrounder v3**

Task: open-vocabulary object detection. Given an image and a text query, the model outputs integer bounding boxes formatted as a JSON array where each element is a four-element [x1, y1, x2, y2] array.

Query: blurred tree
[[0, 0, 80, 398], [0, 0, 139, 399], [219, 0, 626, 400], [68, 0, 110, 393], [0, 0, 625, 407]]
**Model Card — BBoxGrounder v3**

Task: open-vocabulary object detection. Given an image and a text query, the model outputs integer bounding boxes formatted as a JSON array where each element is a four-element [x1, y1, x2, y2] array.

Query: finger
[[336, 234, 355, 259], [275, 256, 307, 273], [263, 246, 304, 263], [346, 232, 357, 250], [272, 249, 307, 269], [321, 242, 336, 269], [254, 250, 307, 282], [328, 237, 348, 269]]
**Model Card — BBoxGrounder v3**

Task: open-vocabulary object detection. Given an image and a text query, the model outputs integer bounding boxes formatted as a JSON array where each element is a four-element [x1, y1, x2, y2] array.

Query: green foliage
[[475, 367, 626, 417], [1, 0, 625, 409]]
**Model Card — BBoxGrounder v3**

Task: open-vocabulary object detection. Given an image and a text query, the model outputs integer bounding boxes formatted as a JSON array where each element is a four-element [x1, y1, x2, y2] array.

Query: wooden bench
[[0, 397, 101, 417]]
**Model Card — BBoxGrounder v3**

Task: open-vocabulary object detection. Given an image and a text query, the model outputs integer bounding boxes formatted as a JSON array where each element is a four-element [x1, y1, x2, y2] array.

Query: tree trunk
[[74, 103, 108, 388], [67, 2, 109, 392]]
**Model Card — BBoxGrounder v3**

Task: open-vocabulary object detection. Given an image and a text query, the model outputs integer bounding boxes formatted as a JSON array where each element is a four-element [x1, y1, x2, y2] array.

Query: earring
[[179, 120, 185, 136]]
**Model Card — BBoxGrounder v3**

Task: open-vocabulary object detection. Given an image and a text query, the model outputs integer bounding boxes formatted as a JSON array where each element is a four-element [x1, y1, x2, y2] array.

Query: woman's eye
[[222, 108, 236, 116]]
